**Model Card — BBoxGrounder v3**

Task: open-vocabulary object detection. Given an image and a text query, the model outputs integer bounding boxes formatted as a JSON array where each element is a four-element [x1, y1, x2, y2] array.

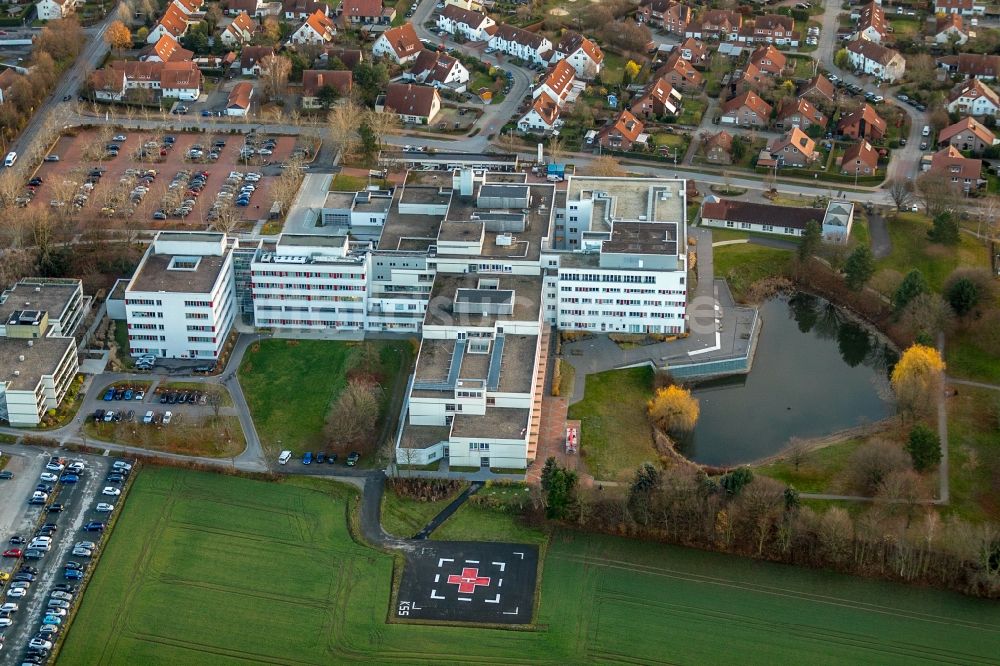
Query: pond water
[[681, 294, 897, 467]]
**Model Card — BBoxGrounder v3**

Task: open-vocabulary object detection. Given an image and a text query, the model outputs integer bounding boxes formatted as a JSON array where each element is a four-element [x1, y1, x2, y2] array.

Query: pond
[[681, 294, 897, 467]]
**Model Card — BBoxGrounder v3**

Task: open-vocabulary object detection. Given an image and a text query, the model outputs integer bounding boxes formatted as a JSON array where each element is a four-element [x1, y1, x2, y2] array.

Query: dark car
[[346, 452, 360, 466], [64, 561, 84, 571], [0, 470, 12, 479], [47, 503, 65, 513], [159, 393, 169, 404], [53, 584, 76, 593], [64, 569, 83, 580], [9, 536, 26, 545], [194, 364, 215, 373], [316, 452, 326, 464], [106, 474, 124, 483], [93, 409, 106, 421], [36, 484, 53, 493], [19, 565, 38, 575], [167, 393, 177, 404], [327, 453, 337, 464], [113, 389, 125, 400], [83, 522, 106, 532], [13, 572, 35, 582]]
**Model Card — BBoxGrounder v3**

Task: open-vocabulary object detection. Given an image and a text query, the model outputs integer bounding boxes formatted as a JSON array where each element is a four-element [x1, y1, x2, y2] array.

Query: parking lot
[[0, 448, 129, 664], [22, 128, 302, 228], [84, 379, 229, 426]]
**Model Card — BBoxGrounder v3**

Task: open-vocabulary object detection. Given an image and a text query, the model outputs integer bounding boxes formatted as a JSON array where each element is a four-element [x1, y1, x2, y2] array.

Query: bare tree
[[364, 108, 399, 151], [327, 101, 361, 158], [211, 199, 243, 234], [887, 179, 913, 211], [785, 438, 809, 471], [580, 155, 626, 177], [259, 54, 291, 103], [323, 378, 383, 453], [915, 171, 955, 218]]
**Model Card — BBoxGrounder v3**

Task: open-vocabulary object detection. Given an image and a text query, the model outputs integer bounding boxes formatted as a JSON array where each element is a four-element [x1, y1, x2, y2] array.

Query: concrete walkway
[[412, 482, 483, 540]]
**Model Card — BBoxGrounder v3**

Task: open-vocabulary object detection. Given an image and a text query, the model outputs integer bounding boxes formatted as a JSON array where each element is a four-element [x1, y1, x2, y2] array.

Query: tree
[[887, 179, 913, 211], [720, 467, 753, 496], [548, 135, 566, 164], [945, 272, 987, 317], [916, 171, 954, 218], [324, 378, 381, 452], [327, 100, 361, 158], [358, 121, 378, 161], [891, 344, 946, 420], [891, 269, 927, 313], [848, 438, 912, 495], [364, 108, 399, 150], [262, 15, 281, 43], [798, 220, 821, 262], [647, 385, 700, 435], [623, 59, 641, 84], [580, 155, 626, 177], [540, 457, 578, 520], [906, 53, 936, 88], [316, 85, 340, 109], [607, 21, 651, 53], [203, 2, 222, 33], [259, 54, 291, 103], [833, 48, 848, 68], [843, 245, 875, 291], [104, 20, 132, 55], [353, 61, 389, 107], [628, 462, 661, 525], [901, 293, 953, 341], [906, 423, 942, 472], [927, 211, 960, 245]]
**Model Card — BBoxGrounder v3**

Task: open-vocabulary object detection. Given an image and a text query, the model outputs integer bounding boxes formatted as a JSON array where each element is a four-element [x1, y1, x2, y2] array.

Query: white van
[[3, 151, 16, 167], [278, 450, 292, 465], [921, 125, 930, 137]]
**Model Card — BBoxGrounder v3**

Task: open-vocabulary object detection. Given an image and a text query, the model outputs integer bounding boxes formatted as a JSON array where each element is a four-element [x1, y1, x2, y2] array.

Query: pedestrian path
[[412, 482, 483, 540]]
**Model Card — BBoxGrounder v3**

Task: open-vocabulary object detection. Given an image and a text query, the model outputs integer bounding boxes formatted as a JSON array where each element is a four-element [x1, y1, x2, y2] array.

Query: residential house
[[768, 127, 817, 167], [703, 130, 734, 164], [220, 12, 257, 46], [378, 83, 441, 124], [301, 69, 352, 108], [488, 24, 553, 66], [320, 47, 363, 69], [729, 62, 769, 96], [937, 116, 998, 154], [533, 60, 576, 107], [937, 53, 1000, 80], [845, 39, 905, 82], [929, 145, 984, 191], [341, 0, 387, 25], [946, 78, 1000, 117], [36, 0, 79, 21], [159, 61, 202, 99], [934, 14, 970, 45], [518, 92, 561, 133], [933, 0, 985, 15], [854, 2, 887, 43], [798, 73, 835, 105], [597, 110, 647, 151], [172, 0, 204, 15], [142, 34, 193, 63], [225, 0, 265, 17], [685, 9, 742, 40], [436, 5, 495, 41], [552, 31, 603, 81], [444, 0, 484, 11], [288, 9, 337, 45], [630, 77, 682, 118], [748, 44, 786, 76], [92, 61, 202, 101], [282, 0, 326, 20], [836, 103, 887, 140], [701, 198, 825, 238], [147, 3, 191, 44], [676, 37, 708, 66], [638, 0, 692, 34], [776, 98, 827, 131], [0, 68, 18, 105], [740, 14, 798, 47], [840, 140, 879, 175], [657, 52, 703, 91], [408, 49, 470, 91], [372, 23, 423, 64], [225, 81, 254, 116], [240, 46, 274, 76], [719, 90, 772, 127]]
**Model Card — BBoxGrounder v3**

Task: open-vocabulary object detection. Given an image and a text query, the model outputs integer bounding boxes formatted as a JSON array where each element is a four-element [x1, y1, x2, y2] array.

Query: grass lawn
[[380, 482, 466, 538], [714, 243, 793, 301], [63, 468, 1000, 664], [888, 17, 920, 39], [567, 366, 657, 481], [557, 359, 575, 398], [876, 213, 989, 292], [944, 386, 1000, 523], [238, 339, 410, 455], [112, 321, 134, 369], [599, 52, 626, 86], [676, 98, 707, 126], [329, 173, 369, 191], [432, 501, 547, 544], [788, 55, 816, 79], [83, 415, 245, 457], [755, 438, 865, 493], [391, 0, 411, 25], [652, 133, 686, 149], [946, 332, 1000, 384]]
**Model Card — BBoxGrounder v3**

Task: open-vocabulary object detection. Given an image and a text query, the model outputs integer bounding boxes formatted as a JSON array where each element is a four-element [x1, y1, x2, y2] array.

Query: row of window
[[126, 298, 162, 306], [562, 273, 659, 284], [253, 283, 366, 291], [253, 271, 365, 280], [560, 310, 681, 319]]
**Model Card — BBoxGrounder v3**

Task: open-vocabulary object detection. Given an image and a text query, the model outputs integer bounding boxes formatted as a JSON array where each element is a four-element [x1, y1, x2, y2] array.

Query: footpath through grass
[[380, 482, 466, 539], [61, 468, 1000, 664]]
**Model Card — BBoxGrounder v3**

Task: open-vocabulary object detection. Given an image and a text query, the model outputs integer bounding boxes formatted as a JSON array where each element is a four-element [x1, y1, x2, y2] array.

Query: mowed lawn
[[877, 213, 989, 292], [238, 339, 409, 454], [61, 468, 1000, 664], [714, 242, 793, 301], [567, 366, 657, 481]]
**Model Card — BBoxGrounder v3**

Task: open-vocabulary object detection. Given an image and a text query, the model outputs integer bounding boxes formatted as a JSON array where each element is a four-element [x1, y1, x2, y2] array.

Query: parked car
[[347, 452, 360, 466], [83, 522, 106, 532], [102, 487, 121, 496]]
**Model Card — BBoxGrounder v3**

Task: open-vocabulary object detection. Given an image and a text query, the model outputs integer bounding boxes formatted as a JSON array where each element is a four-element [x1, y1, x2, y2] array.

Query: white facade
[[487, 29, 552, 66], [36, 0, 78, 20], [371, 32, 421, 64], [124, 232, 236, 360], [436, 10, 494, 41], [846, 44, 905, 82], [0, 337, 78, 427], [947, 88, 1000, 116]]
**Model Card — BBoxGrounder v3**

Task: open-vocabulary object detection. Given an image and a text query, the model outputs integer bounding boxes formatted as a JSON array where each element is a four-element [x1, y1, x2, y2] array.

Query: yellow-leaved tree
[[648, 385, 700, 435], [890, 344, 945, 420]]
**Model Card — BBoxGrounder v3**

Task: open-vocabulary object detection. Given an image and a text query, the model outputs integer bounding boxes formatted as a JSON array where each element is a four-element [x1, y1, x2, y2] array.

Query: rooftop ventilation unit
[[496, 234, 513, 246]]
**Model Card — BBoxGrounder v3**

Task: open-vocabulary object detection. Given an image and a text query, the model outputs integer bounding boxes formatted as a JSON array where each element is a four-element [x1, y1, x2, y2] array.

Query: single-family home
[[638, 0, 692, 35], [288, 9, 337, 45], [728, 63, 769, 97], [703, 130, 734, 164], [533, 60, 576, 106], [840, 140, 879, 175], [225, 0, 265, 17], [937, 116, 998, 154], [225, 81, 254, 116], [488, 24, 553, 66], [172, 0, 204, 15], [36, 0, 79, 21], [946, 78, 1000, 117], [853, 2, 887, 43], [552, 31, 603, 81], [740, 14, 797, 47], [301, 69, 352, 108], [701, 198, 824, 238], [837, 103, 887, 141], [282, 0, 326, 20], [929, 145, 984, 191], [597, 110, 647, 151], [748, 44, 786, 76], [436, 5, 495, 41], [937, 53, 1000, 80], [798, 73, 835, 105], [378, 82, 441, 124], [341, 0, 387, 25], [776, 98, 827, 131], [719, 90, 772, 127], [372, 23, 423, 64], [518, 92, 561, 133], [676, 37, 708, 66], [320, 47, 363, 69], [685, 9, 742, 41], [240, 46, 274, 76], [408, 49, 470, 91], [657, 52, 703, 92], [443, 0, 484, 10], [630, 77, 682, 118], [147, 3, 191, 44], [220, 11, 257, 46], [768, 127, 818, 167], [845, 39, 905, 82], [933, 0, 985, 16], [934, 14, 970, 45], [142, 33, 193, 63]]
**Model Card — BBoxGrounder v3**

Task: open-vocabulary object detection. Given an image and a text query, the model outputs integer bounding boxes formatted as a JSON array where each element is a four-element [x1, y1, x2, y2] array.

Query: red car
[[3, 548, 22, 558]]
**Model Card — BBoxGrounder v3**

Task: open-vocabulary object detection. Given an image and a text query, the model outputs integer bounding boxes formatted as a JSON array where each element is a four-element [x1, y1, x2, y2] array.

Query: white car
[[72, 547, 93, 557], [95, 503, 114, 513], [112, 462, 133, 472], [163, 411, 173, 425], [50, 591, 73, 601], [76, 541, 96, 550], [6, 587, 26, 598], [29, 638, 52, 650], [143, 411, 154, 424], [45, 607, 66, 616], [0, 616, 11, 627], [102, 487, 121, 496], [40, 472, 58, 482], [45, 462, 64, 472], [113, 134, 127, 141], [0, 602, 19, 612], [135, 391, 145, 400]]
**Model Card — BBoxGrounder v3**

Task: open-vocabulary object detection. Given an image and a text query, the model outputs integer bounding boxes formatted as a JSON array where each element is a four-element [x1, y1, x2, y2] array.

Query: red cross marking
[[446, 567, 491, 594]]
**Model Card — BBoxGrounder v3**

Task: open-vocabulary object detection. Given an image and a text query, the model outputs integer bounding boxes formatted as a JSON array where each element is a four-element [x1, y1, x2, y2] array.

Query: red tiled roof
[[227, 81, 253, 109], [948, 78, 1000, 107], [703, 199, 822, 230], [383, 82, 439, 117], [156, 3, 189, 37], [603, 109, 644, 143], [799, 73, 834, 101], [541, 60, 575, 98], [837, 103, 887, 135], [556, 30, 603, 65], [721, 90, 772, 117], [150, 33, 193, 62], [527, 91, 560, 126], [380, 23, 422, 59], [930, 145, 983, 181], [240, 45, 274, 70], [341, 0, 381, 18], [938, 116, 997, 145], [842, 140, 878, 170], [440, 4, 489, 28]]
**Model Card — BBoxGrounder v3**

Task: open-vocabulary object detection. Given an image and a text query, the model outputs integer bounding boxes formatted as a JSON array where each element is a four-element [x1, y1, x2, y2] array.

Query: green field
[[714, 242, 793, 301], [877, 213, 989, 292], [61, 468, 1000, 664]]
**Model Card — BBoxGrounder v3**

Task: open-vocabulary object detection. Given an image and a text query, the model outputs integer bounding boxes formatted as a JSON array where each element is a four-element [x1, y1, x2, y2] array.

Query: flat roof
[[400, 185, 452, 206], [276, 234, 348, 248], [451, 407, 530, 439], [565, 176, 686, 229], [399, 421, 452, 450], [378, 211, 442, 252], [445, 182, 555, 261], [497, 334, 537, 394], [324, 191, 355, 209], [425, 273, 542, 327], [438, 220, 483, 242], [0, 280, 79, 326], [604, 221, 679, 256], [129, 252, 226, 294], [157, 231, 225, 243], [414, 338, 458, 383], [0, 336, 74, 391], [381, 151, 518, 164]]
